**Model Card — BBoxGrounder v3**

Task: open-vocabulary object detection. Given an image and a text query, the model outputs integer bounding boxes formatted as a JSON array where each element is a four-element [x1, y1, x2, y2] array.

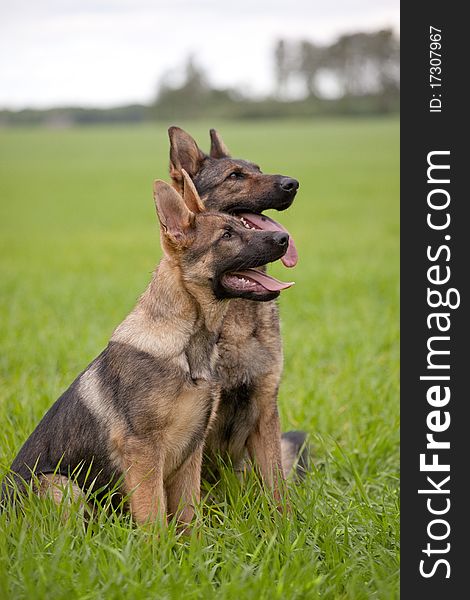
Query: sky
[[0, 0, 400, 109]]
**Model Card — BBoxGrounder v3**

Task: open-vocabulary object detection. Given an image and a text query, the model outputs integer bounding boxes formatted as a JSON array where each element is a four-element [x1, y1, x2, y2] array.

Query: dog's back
[[5, 355, 124, 503]]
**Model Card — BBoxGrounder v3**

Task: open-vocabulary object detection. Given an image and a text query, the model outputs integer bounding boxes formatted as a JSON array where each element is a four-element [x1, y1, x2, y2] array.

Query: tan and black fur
[[2, 173, 291, 524], [168, 127, 308, 494]]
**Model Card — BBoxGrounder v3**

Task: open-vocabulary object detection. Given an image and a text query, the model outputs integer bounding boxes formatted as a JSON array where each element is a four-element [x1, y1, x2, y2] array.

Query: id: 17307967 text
[[429, 26, 443, 113]]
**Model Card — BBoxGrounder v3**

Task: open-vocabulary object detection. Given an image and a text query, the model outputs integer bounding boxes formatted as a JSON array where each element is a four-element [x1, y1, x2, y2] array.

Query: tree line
[[274, 29, 399, 102], [0, 29, 399, 126]]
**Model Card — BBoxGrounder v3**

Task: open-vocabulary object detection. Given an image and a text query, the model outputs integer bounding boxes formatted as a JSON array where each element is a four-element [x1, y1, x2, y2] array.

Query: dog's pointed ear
[[153, 179, 194, 243], [209, 128, 230, 158], [181, 169, 205, 214], [168, 126, 206, 192]]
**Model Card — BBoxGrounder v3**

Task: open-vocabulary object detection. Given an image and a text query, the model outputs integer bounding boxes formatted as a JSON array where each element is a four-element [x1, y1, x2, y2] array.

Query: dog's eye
[[228, 172, 244, 180], [222, 230, 232, 239]]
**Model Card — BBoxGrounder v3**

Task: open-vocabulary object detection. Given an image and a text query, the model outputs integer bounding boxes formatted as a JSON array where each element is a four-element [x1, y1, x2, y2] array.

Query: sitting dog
[[168, 128, 308, 493], [2, 172, 294, 525]]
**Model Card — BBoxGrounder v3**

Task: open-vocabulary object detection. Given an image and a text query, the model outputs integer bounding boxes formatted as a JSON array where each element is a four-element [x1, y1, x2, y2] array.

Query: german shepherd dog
[[168, 127, 307, 495], [2, 173, 293, 525]]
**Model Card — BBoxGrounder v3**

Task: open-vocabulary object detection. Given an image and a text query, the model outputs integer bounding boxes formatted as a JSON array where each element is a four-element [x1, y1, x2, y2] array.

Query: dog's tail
[[281, 430, 310, 481], [0, 475, 17, 512]]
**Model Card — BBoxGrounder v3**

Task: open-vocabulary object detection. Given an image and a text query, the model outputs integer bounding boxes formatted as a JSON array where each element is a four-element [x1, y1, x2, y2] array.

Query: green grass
[[0, 119, 399, 599]]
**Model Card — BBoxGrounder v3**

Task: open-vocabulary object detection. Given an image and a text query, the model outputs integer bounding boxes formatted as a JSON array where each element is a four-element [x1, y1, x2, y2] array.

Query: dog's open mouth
[[235, 212, 298, 268], [221, 268, 294, 294]]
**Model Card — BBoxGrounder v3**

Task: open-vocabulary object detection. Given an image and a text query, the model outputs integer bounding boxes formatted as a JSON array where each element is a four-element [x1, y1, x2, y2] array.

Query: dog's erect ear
[[153, 179, 194, 243], [168, 126, 206, 191], [209, 128, 230, 158], [181, 169, 205, 214]]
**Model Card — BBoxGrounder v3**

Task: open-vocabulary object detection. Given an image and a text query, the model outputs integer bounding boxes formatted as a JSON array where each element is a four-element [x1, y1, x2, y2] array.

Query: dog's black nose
[[280, 177, 299, 194], [272, 232, 289, 247]]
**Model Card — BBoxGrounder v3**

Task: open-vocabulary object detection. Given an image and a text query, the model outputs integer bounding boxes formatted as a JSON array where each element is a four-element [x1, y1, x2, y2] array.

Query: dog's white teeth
[[237, 276, 251, 285], [240, 217, 253, 229]]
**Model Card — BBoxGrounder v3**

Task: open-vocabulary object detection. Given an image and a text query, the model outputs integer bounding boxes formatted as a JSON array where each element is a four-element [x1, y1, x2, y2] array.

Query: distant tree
[[274, 40, 290, 99], [153, 56, 235, 119], [156, 56, 210, 112], [181, 55, 210, 98], [299, 40, 323, 97], [371, 29, 400, 94], [326, 32, 366, 96], [324, 29, 399, 101]]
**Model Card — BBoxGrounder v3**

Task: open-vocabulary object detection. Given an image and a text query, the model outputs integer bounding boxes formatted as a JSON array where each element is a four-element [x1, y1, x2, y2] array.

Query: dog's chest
[[160, 326, 220, 476], [184, 323, 219, 383], [163, 380, 216, 478], [216, 299, 282, 386]]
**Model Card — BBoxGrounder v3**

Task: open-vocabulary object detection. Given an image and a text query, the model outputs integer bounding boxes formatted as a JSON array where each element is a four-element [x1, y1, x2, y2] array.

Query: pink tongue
[[238, 212, 298, 268], [234, 269, 294, 292]]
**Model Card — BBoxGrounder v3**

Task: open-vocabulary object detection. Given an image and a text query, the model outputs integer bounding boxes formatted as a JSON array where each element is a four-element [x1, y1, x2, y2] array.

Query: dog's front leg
[[121, 439, 167, 525], [246, 410, 285, 495], [245, 379, 286, 505], [166, 445, 203, 526]]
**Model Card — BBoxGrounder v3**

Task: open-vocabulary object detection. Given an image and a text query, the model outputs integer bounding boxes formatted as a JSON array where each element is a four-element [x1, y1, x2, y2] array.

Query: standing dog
[[168, 127, 307, 494], [3, 173, 293, 524]]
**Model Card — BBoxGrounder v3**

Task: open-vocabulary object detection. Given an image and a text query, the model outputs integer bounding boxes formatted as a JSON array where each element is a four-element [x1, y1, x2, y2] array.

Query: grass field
[[0, 119, 399, 599]]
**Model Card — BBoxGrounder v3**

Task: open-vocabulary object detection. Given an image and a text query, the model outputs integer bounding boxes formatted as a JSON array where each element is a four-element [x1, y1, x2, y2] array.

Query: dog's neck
[[112, 258, 228, 379], [143, 258, 228, 335]]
